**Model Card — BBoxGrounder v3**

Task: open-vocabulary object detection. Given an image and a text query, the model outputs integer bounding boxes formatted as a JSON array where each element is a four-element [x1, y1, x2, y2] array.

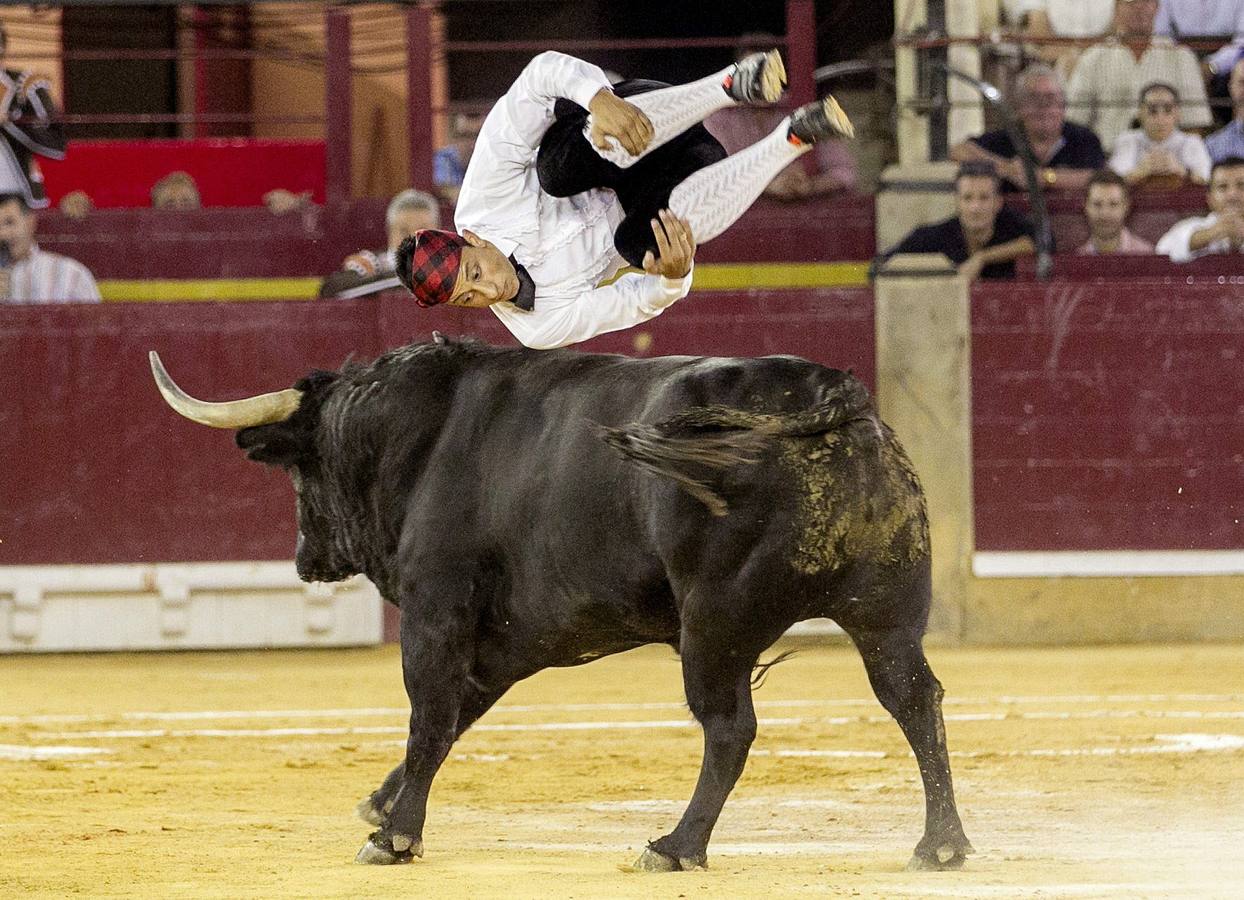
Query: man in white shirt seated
[[1155, 156, 1244, 260], [393, 50, 853, 350], [0, 192, 100, 303], [1109, 82, 1212, 186]]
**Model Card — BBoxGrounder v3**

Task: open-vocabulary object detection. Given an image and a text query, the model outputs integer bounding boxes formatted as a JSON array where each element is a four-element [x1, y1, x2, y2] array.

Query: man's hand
[[588, 88, 653, 157], [958, 253, 985, 282], [642, 209, 696, 279], [1218, 210, 1244, 246]]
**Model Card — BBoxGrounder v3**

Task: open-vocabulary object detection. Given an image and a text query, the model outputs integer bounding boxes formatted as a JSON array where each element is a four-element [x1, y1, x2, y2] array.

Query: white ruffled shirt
[[455, 51, 692, 350]]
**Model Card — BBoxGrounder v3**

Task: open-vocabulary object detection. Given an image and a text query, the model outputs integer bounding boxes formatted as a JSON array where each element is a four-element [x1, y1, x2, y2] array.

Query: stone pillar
[[873, 254, 973, 641], [946, 0, 985, 147], [894, 0, 929, 166], [874, 160, 958, 256]]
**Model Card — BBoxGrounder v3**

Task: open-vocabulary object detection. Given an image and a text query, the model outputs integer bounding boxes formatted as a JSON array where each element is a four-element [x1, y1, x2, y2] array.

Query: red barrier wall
[[33, 195, 875, 282], [971, 280, 1244, 551], [0, 289, 873, 566], [8, 281, 1238, 566], [39, 139, 327, 207]]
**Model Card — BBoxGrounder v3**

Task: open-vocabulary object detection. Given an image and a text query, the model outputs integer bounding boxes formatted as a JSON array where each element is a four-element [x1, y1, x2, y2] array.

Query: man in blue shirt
[[1206, 58, 1244, 162]]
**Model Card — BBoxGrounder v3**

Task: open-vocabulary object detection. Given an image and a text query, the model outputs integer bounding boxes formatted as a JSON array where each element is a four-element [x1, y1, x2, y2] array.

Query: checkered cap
[[403, 229, 469, 308]]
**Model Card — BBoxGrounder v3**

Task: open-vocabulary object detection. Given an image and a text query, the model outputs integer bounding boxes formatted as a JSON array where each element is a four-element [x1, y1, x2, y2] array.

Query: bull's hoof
[[355, 796, 383, 826], [354, 832, 421, 865], [906, 838, 972, 871], [631, 847, 707, 872]]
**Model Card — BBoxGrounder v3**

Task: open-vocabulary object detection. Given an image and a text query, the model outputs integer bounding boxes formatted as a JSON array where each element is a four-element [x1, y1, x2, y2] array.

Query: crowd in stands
[[881, 0, 1244, 280]]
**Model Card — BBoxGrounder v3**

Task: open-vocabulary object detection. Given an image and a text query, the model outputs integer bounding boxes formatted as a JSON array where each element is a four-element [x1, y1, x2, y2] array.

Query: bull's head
[[149, 351, 360, 583]]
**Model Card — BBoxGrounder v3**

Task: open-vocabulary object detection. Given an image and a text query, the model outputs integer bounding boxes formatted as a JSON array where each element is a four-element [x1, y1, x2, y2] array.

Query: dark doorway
[[62, 6, 178, 139]]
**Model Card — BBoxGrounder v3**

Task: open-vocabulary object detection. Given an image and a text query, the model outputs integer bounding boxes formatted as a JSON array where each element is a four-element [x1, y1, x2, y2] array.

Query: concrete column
[[874, 160, 957, 255], [946, 0, 984, 147], [894, 0, 929, 166], [873, 254, 973, 641]]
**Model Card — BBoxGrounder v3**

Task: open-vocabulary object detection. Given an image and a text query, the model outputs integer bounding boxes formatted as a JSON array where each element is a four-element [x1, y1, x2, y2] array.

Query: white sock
[[586, 66, 736, 168], [667, 120, 806, 245]]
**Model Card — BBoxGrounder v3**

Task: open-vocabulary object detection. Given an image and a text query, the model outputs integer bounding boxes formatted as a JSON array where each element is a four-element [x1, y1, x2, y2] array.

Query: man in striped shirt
[[0, 192, 100, 303]]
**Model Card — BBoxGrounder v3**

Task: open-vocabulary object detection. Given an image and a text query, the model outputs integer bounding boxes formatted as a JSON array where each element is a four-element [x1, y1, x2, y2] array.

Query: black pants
[[536, 79, 727, 268]]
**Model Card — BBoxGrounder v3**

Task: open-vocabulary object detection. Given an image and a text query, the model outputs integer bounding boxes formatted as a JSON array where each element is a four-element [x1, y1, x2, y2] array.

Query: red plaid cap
[[405, 229, 470, 308]]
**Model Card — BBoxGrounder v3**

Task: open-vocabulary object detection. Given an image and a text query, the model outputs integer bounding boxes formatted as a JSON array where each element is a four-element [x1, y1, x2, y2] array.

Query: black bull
[[149, 335, 971, 872]]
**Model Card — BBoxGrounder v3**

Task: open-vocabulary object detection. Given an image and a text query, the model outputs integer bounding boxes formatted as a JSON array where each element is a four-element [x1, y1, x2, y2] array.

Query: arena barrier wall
[[0, 290, 872, 651], [876, 272, 1244, 646], [5, 280, 1242, 649]]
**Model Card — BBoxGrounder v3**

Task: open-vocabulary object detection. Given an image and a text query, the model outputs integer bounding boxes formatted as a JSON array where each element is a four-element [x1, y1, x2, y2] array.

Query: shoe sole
[[822, 95, 855, 139], [758, 49, 787, 104]]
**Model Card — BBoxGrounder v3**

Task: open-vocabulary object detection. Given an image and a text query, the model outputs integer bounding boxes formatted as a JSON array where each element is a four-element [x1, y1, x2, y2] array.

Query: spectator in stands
[[1018, 0, 1118, 77], [0, 22, 65, 210], [1155, 155, 1244, 259], [318, 189, 441, 298], [151, 171, 200, 210], [1078, 169, 1155, 253], [433, 112, 485, 207], [878, 161, 1037, 281], [1109, 82, 1212, 185], [57, 173, 311, 219], [1205, 57, 1244, 161], [706, 34, 856, 200], [1066, 0, 1212, 151], [1154, 0, 1244, 81], [950, 64, 1105, 192], [0, 193, 100, 303]]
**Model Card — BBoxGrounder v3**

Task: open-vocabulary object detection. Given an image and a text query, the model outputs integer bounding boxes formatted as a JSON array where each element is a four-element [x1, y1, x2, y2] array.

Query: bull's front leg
[[355, 570, 475, 865]]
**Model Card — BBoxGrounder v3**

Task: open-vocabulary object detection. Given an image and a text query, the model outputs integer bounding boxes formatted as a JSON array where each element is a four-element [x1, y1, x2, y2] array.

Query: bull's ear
[[235, 423, 308, 467]]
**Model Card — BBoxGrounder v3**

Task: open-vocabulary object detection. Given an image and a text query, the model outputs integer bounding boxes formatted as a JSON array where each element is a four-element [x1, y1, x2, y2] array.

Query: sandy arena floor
[[1, 640, 1241, 899]]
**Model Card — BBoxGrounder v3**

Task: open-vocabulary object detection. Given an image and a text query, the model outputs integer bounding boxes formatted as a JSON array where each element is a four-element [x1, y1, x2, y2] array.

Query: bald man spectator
[[951, 64, 1105, 192], [1066, 0, 1212, 152], [319, 189, 442, 298]]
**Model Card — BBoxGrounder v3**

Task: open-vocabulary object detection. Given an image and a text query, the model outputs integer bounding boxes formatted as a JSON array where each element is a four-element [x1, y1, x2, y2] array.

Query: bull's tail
[[600, 376, 872, 516]]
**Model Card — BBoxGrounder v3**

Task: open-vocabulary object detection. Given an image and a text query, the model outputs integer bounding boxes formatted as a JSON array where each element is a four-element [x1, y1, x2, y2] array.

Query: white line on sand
[[4, 693, 1241, 726], [0, 744, 111, 761], [26, 708, 1244, 742]]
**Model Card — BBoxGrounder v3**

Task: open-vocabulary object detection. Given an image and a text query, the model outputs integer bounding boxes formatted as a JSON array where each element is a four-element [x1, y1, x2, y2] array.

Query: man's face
[[1116, 0, 1158, 37], [387, 207, 439, 251], [1019, 77, 1066, 141], [1208, 165, 1244, 216], [447, 231, 519, 308], [1084, 184, 1129, 238], [1138, 87, 1178, 141], [955, 176, 1002, 235], [0, 199, 35, 260]]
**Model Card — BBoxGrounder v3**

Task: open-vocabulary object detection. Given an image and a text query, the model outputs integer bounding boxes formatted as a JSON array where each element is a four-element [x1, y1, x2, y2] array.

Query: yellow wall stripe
[[98, 262, 870, 303]]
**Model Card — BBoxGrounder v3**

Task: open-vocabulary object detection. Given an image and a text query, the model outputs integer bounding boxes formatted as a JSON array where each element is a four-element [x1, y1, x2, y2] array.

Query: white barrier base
[[974, 550, 1244, 578], [0, 562, 383, 653]]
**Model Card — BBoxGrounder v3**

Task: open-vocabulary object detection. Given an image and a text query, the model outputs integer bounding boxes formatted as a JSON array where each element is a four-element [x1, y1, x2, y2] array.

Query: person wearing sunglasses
[[1109, 82, 1212, 186]]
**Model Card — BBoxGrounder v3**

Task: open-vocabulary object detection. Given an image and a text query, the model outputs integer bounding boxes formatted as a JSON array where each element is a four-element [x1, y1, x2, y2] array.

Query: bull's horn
[[149, 351, 303, 429]]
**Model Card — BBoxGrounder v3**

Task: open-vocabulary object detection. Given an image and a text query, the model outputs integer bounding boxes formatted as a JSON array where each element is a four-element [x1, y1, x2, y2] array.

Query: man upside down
[[395, 49, 853, 349]]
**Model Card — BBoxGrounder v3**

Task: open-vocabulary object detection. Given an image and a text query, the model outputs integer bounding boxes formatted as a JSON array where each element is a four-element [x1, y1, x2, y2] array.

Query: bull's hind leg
[[634, 636, 760, 871], [845, 624, 972, 870]]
